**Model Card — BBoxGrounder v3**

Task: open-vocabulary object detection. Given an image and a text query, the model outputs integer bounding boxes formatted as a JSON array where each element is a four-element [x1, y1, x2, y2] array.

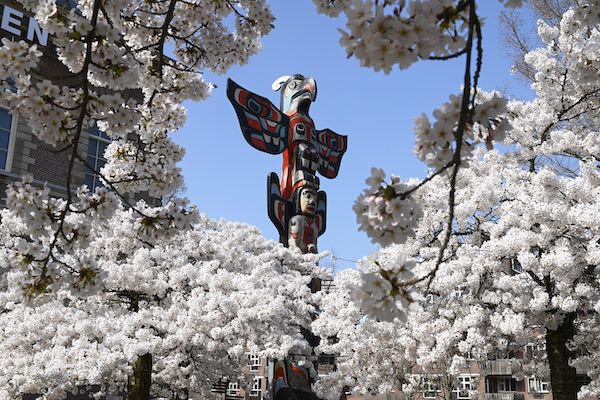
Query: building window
[[420, 375, 441, 399], [451, 284, 470, 299], [247, 353, 262, 371], [425, 293, 439, 306], [0, 108, 15, 171], [250, 376, 262, 397], [226, 381, 239, 397], [526, 342, 546, 357], [497, 377, 517, 392], [317, 354, 337, 374], [85, 125, 110, 191], [528, 377, 550, 393], [454, 375, 476, 399]]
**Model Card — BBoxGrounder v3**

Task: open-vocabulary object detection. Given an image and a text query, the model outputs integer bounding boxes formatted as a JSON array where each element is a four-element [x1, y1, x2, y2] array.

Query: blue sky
[[174, 2, 534, 272]]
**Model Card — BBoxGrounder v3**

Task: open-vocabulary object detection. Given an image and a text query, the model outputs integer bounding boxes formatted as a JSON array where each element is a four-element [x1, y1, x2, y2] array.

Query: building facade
[[0, 0, 157, 209], [0, 1, 109, 203]]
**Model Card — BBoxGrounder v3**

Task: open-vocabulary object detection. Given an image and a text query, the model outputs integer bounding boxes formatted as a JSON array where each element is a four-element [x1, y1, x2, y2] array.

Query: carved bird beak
[[294, 78, 317, 103]]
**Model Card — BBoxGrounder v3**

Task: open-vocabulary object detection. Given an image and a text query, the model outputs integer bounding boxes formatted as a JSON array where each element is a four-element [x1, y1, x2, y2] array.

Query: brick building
[[0, 0, 156, 209], [344, 352, 554, 400], [216, 353, 267, 399], [0, 0, 110, 203]]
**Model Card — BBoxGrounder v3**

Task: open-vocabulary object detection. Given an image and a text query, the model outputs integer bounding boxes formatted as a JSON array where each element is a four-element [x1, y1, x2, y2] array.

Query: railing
[[484, 393, 525, 400], [383, 393, 406, 400], [484, 360, 519, 375], [316, 364, 336, 374], [576, 365, 592, 375]]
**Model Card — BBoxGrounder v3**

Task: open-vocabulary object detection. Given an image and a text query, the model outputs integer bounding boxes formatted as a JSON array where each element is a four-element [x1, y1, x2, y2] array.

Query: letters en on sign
[[0, 3, 48, 46]]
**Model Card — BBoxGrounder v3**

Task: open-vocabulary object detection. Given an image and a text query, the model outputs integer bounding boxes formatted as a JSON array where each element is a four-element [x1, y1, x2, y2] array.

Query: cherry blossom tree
[[499, 0, 579, 82], [3, 1, 599, 400], [1, 4, 281, 397], [0, 0, 275, 296], [312, 2, 600, 400], [0, 209, 320, 399], [313, 0, 519, 282], [313, 264, 483, 400]]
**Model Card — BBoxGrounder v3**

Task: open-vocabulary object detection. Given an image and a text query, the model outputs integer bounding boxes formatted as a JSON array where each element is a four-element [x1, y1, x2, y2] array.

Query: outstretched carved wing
[[227, 78, 289, 154], [267, 172, 291, 243], [316, 190, 326, 237], [315, 128, 347, 179]]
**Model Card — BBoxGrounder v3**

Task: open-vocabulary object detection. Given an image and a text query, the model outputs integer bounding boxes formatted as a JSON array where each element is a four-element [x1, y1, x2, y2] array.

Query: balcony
[[484, 393, 525, 400], [484, 360, 519, 375], [576, 365, 593, 375]]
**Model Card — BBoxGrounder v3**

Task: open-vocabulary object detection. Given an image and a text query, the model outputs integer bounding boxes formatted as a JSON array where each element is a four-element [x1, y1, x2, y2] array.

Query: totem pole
[[227, 75, 347, 400], [227, 74, 347, 253]]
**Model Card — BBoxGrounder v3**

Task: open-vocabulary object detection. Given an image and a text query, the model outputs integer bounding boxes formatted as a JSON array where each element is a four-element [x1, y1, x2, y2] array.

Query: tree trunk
[[128, 353, 152, 400], [545, 312, 580, 400]]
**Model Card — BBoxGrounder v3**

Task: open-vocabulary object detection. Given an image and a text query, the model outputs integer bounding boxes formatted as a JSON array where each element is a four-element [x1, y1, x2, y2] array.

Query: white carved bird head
[[272, 74, 317, 114]]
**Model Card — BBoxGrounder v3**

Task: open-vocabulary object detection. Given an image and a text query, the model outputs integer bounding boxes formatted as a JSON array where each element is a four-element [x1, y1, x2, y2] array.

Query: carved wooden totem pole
[[227, 75, 347, 400], [227, 74, 347, 253]]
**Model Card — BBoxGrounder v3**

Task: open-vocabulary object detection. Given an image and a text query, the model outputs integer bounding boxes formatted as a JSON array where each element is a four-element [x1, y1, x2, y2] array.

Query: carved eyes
[[295, 123, 306, 136], [303, 191, 315, 201], [288, 80, 298, 90]]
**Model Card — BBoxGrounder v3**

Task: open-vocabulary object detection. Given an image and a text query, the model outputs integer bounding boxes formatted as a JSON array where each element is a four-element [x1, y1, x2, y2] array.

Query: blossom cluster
[[133, 198, 200, 244], [1, 174, 204, 297], [3, 178, 118, 295], [353, 167, 423, 246], [352, 251, 422, 322], [414, 90, 510, 169], [312, 0, 523, 74], [0, 38, 41, 81]]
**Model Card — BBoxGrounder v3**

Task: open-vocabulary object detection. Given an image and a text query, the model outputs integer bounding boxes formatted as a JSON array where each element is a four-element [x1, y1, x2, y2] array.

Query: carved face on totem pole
[[288, 186, 319, 253], [298, 186, 317, 215], [226, 75, 347, 254]]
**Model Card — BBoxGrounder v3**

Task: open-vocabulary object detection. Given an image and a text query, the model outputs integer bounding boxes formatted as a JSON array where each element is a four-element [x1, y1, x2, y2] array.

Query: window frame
[[247, 353, 262, 372], [527, 376, 550, 393], [420, 375, 442, 399], [84, 125, 111, 192], [497, 377, 517, 392], [226, 381, 239, 397], [249, 376, 263, 397], [0, 107, 18, 172], [453, 375, 477, 399]]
